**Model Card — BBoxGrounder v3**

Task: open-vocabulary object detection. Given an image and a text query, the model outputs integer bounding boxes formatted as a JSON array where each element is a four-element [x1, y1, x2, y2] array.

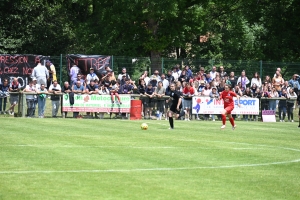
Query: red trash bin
[[130, 100, 142, 120]]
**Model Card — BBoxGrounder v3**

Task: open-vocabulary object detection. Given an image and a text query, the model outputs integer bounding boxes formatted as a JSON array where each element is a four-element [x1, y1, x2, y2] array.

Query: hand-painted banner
[[0, 54, 48, 87], [66, 54, 111, 78], [192, 97, 259, 115], [62, 94, 131, 113]]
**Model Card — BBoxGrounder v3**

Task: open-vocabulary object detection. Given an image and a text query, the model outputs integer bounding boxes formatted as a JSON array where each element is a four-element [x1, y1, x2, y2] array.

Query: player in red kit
[[219, 84, 241, 130]]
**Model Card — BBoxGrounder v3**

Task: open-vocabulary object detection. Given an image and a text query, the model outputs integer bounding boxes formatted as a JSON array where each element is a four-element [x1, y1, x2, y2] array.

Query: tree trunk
[[150, 51, 161, 74]]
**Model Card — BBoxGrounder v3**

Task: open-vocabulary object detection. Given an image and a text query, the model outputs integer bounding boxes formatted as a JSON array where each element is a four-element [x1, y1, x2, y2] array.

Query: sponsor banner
[[262, 110, 276, 122], [192, 97, 259, 114], [0, 54, 48, 88], [62, 94, 131, 113]]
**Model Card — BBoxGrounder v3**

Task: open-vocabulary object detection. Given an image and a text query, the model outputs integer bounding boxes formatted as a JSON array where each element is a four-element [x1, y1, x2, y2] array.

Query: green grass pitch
[[0, 118, 300, 199]]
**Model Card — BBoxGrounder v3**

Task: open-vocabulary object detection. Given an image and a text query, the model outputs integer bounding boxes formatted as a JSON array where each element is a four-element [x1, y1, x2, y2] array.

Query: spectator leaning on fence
[[182, 81, 195, 121], [0, 78, 9, 114], [7, 77, 21, 116], [24, 80, 36, 118], [278, 88, 288, 122], [36, 83, 48, 118], [62, 81, 73, 118], [48, 80, 62, 118], [154, 81, 166, 120]]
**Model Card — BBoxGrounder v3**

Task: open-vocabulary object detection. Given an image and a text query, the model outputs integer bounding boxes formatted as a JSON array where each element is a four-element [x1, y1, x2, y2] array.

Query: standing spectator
[[161, 74, 169, 91], [172, 66, 179, 82], [278, 89, 288, 122], [0, 78, 9, 114], [31, 77, 39, 117], [184, 65, 193, 80], [263, 75, 272, 85], [178, 70, 189, 84], [73, 80, 85, 118], [288, 74, 300, 93], [209, 87, 219, 121], [219, 66, 227, 78], [31, 62, 49, 87], [251, 72, 262, 89], [287, 88, 297, 122], [237, 70, 250, 92], [46, 60, 57, 87], [69, 63, 81, 85], [253, 88, 262, 121], [139, 71, 150, 85], [85, 80, 99, 118], [117, 68, 130, 81], [86, 68, 99, 84], [48, 80, 62, 118], [297, 91, 300, 128], [144, 83, 155, 119], [149, 70, 161, 82], [36, 84, 48, 118], [62, 81, 73, 118], [182, 81, 195, 121], [210, 66, 217, 80], [7, 77, 21, 115], [72, 73, 85, 88], [120, 78, 134, 94], [205, 73, 213, 84], [228, 71, 237, 88], [24, 80, 36, 118], [149, 75, 158, 88], [269, 87, 279, 111], [272, 73, 284, 96], [274, 68, 281, 77], [154, 81, 166, 120], [242, 87, 253, 121]]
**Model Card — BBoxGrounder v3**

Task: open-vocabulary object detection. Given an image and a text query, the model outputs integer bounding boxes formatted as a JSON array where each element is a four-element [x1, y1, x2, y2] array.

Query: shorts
[[224, 106, 234, 114], [170, 104, 182, 114], [10, 95, 19, 105], [183, 99, 192, 109]]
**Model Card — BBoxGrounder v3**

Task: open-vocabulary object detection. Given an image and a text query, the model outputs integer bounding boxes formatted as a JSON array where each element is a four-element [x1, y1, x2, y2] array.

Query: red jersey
[[183, 87, 195, 95], [220, 90, 237, 108]]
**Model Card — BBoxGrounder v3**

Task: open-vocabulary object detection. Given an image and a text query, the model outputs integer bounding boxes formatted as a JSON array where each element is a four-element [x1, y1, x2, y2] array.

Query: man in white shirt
[[86, 68, 99, 84], [118, 68, 130, 81], [31, 62, 49, 87], [210, 66, 217, 80]]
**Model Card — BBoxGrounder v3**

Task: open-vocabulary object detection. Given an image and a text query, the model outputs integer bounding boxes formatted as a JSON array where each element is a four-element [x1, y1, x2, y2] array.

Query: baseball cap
[[32, 77, 37, 81], [90, 67, 94, 70]]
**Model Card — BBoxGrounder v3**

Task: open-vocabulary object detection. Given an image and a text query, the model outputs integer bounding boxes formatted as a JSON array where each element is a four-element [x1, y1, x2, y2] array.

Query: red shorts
[[224, 106, 234, 114]]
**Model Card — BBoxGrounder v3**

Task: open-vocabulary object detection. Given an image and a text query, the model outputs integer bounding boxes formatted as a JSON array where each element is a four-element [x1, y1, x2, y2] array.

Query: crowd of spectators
[[0, 62, 300, 123]]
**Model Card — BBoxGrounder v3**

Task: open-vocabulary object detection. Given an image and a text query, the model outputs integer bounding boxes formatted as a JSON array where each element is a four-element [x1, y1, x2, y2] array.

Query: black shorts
[[170, 104, 182, 114]]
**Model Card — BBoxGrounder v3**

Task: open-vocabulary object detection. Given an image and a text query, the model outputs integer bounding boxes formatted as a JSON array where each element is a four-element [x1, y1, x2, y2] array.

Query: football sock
[[221, 114, 226, 125], [169, 117, 174, 128], [229, 117, 235, 126]]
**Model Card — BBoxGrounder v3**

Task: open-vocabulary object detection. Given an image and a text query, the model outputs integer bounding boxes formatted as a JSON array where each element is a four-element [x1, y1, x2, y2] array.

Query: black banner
[[0, 54, 48, 87], [66, 54, 111, 78]]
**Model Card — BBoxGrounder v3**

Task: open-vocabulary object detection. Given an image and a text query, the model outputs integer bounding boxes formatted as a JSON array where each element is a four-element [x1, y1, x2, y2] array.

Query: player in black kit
[[166, 83, 183, 129]]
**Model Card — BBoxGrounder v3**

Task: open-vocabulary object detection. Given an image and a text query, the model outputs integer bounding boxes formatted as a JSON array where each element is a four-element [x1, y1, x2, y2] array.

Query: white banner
[[191, 97, 259, 115], [62, 94, 131, 113]]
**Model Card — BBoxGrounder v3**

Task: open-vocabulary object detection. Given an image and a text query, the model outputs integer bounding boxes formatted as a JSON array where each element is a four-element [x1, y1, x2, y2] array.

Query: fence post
[[22, 93, 26, 117], [60, 54, 63, 85], [260, 60, 263, 79]]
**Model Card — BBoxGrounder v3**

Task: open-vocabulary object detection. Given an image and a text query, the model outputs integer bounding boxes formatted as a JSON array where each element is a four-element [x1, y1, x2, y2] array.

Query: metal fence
[[47, 55, 300, 85]]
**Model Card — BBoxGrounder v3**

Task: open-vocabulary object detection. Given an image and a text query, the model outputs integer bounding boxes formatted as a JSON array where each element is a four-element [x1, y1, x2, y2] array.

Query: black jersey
[[170, 90, 181, 105]]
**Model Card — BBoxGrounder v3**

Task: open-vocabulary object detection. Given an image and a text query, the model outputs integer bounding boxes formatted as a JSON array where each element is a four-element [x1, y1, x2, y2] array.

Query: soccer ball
[[141, 123, 148, 130]]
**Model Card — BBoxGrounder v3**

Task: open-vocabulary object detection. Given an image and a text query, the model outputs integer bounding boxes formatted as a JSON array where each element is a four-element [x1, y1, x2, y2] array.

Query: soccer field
[[0, 118, 299, 200]]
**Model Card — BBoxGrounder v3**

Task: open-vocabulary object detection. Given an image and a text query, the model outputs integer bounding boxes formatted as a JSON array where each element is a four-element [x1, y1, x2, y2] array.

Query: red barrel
[[130, 100, 142, 120]]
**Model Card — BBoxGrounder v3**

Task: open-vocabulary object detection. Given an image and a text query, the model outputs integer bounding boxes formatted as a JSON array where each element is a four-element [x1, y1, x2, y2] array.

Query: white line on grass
[[0, 159, 300, 174]]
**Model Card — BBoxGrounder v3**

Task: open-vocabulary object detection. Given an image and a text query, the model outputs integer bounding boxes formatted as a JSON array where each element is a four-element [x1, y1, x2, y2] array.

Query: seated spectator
[[110, 80, 121, 104]]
